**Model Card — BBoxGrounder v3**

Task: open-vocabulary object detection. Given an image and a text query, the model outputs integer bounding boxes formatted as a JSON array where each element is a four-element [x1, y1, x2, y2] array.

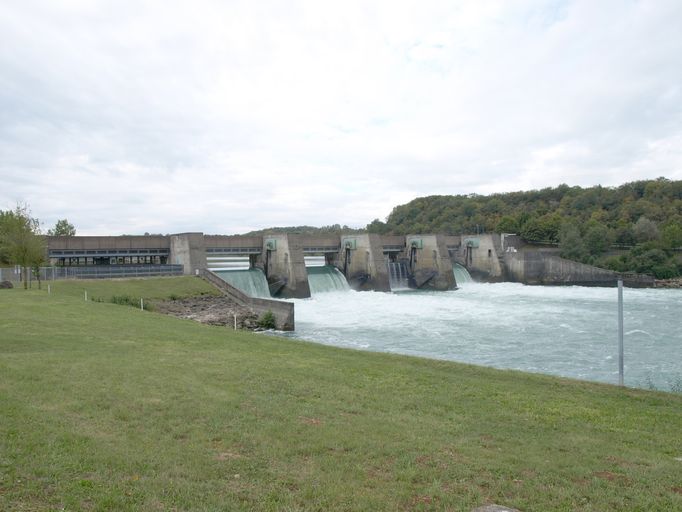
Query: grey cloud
[[1, 0, 681, 234]]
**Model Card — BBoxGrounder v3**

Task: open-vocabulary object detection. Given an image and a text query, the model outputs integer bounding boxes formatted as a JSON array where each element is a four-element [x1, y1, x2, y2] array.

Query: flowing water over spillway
[[307, 265, 350, 294], [388, 261, 410, 290], [214, 269, 271, 298], [453, 263, 473, 284], [281, 282, 682, 391]]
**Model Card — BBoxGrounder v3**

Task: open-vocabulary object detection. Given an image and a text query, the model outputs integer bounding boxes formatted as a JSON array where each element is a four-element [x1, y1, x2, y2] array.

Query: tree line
[[0, 206, 75, 288], [365, 178, 682, 279]]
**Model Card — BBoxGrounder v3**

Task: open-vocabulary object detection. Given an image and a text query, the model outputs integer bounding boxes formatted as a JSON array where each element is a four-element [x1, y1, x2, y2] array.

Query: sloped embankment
[[153, 295, 259, 329]]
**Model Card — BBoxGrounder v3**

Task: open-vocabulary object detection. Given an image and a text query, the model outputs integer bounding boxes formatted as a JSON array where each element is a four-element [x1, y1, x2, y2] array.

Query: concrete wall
[[299, 235, 341, 249], [504, 251, 655, 287], [169, 233, 207, 275], [262, 234, 311, 298], [204, 235, 263, 249], [380, 235, 406, 248], [45, 232, 658, 289], [339, 234, 390, 291], [459, 234, 505, 281], [199, 270, 294, 330], [46, 235, 170, 250], [405, 234, 456, 290]]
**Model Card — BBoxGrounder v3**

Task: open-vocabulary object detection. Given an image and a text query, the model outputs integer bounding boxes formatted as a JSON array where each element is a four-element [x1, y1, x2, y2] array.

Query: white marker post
[[84, 290, 88, 302], [47, 284, 51, 295], [234, 314, 237, 330], [140, 298, 144, 311], [618, 279, 624, 387]]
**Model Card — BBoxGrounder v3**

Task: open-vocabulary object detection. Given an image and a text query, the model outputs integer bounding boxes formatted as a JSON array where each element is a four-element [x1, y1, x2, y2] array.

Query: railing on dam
[[302, 246, 340, 254], [206, 246, 262, 255]]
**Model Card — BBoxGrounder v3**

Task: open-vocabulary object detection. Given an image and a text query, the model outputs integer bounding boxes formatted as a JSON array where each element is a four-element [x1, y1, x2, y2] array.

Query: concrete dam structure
[[46, 232, 463, 298], [45, 231, 654, 297]]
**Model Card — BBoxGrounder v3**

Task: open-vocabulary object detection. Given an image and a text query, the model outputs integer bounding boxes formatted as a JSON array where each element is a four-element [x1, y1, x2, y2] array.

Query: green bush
[[257, 310, 277, 329], [109, 295, 151, 311]]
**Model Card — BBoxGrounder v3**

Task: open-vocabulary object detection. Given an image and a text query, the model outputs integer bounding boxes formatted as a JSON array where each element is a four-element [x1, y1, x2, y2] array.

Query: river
[[280, 281, 682, 391]]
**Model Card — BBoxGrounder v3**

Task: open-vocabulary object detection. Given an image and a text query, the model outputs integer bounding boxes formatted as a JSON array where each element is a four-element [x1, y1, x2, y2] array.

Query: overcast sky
[[1, 0, 681, 235]]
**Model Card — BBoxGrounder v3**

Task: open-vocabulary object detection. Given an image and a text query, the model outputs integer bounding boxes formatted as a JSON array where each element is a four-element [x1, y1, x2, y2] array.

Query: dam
[[45, 232, 465, 297], [44, 231, 655, 298]]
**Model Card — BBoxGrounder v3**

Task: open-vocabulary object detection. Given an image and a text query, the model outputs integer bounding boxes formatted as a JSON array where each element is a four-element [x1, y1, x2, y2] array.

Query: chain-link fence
[[1, 265, 184, 283]]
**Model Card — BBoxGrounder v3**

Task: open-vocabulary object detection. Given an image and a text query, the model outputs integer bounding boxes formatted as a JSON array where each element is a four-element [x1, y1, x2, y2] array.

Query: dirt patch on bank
[[654, 278, 682, 288], [154, 295, 260, 330]]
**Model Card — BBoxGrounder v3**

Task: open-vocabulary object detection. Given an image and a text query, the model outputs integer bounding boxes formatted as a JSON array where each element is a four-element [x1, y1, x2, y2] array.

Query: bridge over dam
[[44, 232, 655, 299]]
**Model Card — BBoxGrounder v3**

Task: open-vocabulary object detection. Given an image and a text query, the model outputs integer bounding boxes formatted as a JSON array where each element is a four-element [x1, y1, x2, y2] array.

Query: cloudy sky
[[1, 0, 681, 235]]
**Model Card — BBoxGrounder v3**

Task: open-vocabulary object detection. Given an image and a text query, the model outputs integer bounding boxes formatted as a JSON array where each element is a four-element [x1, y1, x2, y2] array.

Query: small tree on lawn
[[0, 206, 46, 289]]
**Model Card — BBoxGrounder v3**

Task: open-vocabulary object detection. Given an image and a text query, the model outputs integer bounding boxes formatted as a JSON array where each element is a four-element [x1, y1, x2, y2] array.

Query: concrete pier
[[405, 234, 456, 290], [340, 234, 391, 292], [170, 233, 207, 275], [262, 234, 311, 298]]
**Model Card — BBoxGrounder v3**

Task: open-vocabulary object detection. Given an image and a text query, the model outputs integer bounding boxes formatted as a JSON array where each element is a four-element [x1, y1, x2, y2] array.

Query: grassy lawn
[[1, 279, 681, 511], [35, 275, 220, 301]]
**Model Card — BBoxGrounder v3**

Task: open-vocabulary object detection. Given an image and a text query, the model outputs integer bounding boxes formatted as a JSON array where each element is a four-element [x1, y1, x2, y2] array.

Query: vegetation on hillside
[[366, 178, 682, 278], [243, 224, 364, 236]]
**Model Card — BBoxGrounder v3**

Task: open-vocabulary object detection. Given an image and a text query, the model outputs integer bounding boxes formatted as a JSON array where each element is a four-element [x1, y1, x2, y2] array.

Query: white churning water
[[279, 282, 682, 391]]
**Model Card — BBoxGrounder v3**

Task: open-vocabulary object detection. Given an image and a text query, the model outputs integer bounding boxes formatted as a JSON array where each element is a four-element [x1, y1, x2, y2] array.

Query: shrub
[[109, 295, 151, 311], [257, 311, 277, 329]]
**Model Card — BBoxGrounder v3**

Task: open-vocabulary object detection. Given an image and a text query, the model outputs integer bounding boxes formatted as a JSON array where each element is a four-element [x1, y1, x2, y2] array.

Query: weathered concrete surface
[[262, 234, 311, 298], [46, 235, 170, 251], [299, 235, 341, 251], [170, 233, 207, 275], [457, 234, 505, 281], [199, 269, 294, 330], [339, 234, 390, 292], [204, 234, 263, 251], [406, 234, 456, 290], [504, 251, 655, 287]]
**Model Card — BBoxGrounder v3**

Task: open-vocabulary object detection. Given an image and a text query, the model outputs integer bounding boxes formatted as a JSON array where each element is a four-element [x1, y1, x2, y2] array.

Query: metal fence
[[1, 265, 184, 282]]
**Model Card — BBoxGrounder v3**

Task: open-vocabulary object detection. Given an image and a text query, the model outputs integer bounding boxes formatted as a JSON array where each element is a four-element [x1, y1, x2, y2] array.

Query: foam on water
[[281, 283, 682, 390]]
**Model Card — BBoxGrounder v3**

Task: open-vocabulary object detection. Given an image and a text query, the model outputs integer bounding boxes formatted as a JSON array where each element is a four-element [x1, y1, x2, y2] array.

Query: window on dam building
[[51, 255, 168, 266]]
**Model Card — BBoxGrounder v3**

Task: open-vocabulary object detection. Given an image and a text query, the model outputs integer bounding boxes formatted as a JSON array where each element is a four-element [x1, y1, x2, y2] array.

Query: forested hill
[[242, 225, 364, 236], [367, 178, 682, 278]]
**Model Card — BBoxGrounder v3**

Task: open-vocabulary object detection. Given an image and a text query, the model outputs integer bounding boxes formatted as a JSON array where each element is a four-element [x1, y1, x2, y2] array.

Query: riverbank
[[1, 282, 681, 511], [655, 277, 682, 288]]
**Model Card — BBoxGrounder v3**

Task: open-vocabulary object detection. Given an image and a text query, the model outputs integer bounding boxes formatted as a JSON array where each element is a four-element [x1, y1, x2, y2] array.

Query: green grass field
[[1, 278, 681, 511]]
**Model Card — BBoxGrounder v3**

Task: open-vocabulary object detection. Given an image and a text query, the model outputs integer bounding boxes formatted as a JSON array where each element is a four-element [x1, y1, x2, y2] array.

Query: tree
[[496, 215, 519, 233], [559, 223, 587, 262], [662, 223, 682, 249], [47, 218, 76, 236], [583, 222, 612, 256], [0, 205, 46, 289], [633, 216, 660, 243]]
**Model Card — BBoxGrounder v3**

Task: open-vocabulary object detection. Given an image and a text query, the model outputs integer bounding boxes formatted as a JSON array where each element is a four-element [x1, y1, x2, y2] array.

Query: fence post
[[618, 279, 624, 387]]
